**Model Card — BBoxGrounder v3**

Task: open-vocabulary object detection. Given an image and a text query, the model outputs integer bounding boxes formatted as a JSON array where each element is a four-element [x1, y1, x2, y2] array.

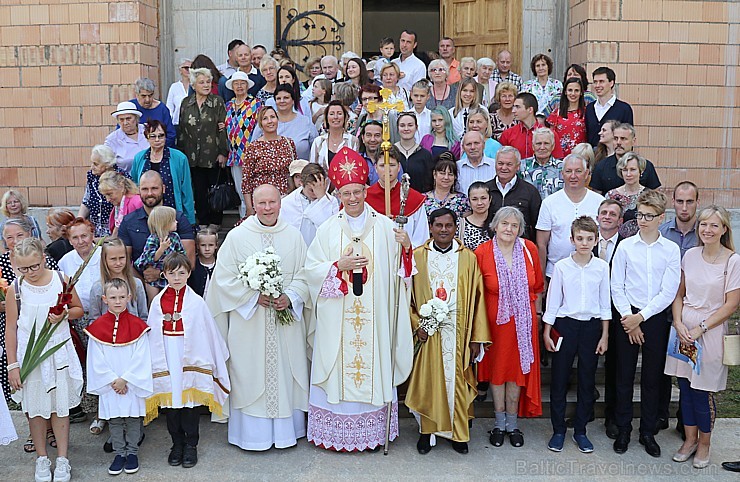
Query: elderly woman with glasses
[[605, 152, 648, 238], [256, 55, 280, 103], [130, 77, 175, 147], [131, 120, 195, 224], [426, 59, 458, 110], [475, 206, 544, 447]]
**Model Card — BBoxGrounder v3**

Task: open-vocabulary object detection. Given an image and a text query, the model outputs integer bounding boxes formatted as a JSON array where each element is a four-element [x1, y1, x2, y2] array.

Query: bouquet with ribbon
[[237, 247, 294, 326], [17, 238, 104, 382]]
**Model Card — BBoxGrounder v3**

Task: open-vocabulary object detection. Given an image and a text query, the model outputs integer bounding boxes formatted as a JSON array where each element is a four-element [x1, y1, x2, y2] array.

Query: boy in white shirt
[[410, 80, 431, 143], [543, 216, 610, 453], [610, 190, 680, 458]]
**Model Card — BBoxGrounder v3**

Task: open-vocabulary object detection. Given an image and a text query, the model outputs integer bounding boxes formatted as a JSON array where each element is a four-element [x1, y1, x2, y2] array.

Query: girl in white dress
[[6, 238, 84, 482]]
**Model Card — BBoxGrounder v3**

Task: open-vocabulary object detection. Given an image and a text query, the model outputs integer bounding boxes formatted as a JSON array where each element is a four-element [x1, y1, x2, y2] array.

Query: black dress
[[46, 238, 73, 263], [398, 146, 436, 194], [0, 253, 59, 403]]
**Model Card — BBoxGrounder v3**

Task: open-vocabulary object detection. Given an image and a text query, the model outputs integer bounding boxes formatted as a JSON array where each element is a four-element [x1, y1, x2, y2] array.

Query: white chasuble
[[206, 217, 310, 421], [306, 206, 413, 408], [426, 241, 460, 440]]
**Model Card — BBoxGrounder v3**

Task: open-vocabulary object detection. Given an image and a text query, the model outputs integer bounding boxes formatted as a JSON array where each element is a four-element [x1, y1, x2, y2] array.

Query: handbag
[[208, 167, 240, 212], [722, 253, 740, 365]]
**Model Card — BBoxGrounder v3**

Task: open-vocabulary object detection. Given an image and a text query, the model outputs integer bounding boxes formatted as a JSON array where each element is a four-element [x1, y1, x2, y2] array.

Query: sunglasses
[[148, 134, 166, 140]]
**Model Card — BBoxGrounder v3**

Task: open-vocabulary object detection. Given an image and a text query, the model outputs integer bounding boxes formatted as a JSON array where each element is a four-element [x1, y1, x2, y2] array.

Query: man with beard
[[118, 170, 196, 283]]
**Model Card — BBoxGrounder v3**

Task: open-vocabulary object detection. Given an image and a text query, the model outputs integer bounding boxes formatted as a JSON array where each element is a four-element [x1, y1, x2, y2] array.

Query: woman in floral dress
[[546, 78, 587, 157]]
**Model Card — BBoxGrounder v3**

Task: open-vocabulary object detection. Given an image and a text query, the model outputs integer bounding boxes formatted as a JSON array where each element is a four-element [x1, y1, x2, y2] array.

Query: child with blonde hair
[[134, 206, 186, 301]]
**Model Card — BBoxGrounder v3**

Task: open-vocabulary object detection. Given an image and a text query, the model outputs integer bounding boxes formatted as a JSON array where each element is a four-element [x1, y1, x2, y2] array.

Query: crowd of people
[[1, 29, 739, 481]]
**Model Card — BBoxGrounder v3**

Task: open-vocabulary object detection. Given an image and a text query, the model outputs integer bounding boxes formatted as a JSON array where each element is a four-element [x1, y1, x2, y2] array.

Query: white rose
[[419, 304, 432, 317]]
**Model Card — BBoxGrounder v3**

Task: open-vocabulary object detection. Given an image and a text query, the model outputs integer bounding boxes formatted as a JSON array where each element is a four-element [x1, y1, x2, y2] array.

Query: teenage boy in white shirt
[[543, 216, 610, 454], [610, 190, 680, 458]]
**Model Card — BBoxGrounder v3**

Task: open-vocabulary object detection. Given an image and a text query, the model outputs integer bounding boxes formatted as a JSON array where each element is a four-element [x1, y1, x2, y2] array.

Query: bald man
[[118, 170, 196, 282], [207, 183, 311, 452]]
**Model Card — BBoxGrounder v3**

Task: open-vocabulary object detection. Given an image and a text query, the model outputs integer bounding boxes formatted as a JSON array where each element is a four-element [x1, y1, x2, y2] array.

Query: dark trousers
[[191, 166, 224, 226], [677, 378, 715, 433], [614, 308, 669, 436], [603, 305, 621, 422], [165, 407, 200, 447], [550, 317, 602, 435]]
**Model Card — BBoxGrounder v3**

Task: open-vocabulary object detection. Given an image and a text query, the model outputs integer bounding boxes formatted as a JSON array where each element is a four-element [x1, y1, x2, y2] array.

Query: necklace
[[702, 246, 723, 264], [398, 142, 417, 157], [433, 84, 449, 105]]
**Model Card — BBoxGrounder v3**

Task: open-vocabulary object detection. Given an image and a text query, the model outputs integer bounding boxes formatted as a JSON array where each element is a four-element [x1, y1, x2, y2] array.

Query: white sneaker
[[53, 457, 71, 482], [35, 456, 52, 482]]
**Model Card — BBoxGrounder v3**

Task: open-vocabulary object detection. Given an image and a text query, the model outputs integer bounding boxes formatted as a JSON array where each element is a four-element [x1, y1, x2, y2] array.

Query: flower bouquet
[[17, 238, 104, 383], [414, 297, 452, 356], [237, 247, 294, 326], [0, 277, 7, 302]]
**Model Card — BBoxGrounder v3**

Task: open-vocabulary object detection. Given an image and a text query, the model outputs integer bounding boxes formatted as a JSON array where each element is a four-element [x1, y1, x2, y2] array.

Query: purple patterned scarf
[[493, 237, 534, 374]]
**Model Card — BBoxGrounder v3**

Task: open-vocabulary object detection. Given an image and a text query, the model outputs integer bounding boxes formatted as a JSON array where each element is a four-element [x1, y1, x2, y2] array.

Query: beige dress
[[664, 248, 740, 392]]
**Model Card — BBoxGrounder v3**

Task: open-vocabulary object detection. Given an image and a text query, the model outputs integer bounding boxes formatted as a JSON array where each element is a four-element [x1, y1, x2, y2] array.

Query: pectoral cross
[[367, 88, 405, 216]]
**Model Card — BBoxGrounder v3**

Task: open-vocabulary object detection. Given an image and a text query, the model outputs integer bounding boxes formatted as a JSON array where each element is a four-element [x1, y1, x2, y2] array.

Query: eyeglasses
[[430, 68, 446, 73], [17, 263, 41, 273], [181, 66, 190, 70], [339, 188, 365, 199], [635, 212, 659, 221], [148, 134, 166, 139]]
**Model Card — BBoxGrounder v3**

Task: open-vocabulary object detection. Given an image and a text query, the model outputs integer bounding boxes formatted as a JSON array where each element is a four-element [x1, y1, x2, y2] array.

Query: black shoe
[[489, 428, 505, 447], [605, 421, 619, 440], [722, 461, 740, 473], [639, 433, 661, 458], [451, 441, 468, 454], [68, 408, 87, 424], [593, 388, 601, 400], [103, 438, 113, 453], [182, 445, 198, 468], [168, 445, 184, 466], [613, 432, 630, 454], [416, 434, 432, 454], [653, 417, 669, 434], [508, 429, 524, 447]]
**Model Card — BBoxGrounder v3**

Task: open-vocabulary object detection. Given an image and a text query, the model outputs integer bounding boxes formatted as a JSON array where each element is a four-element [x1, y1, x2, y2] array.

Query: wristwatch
[[699, 321, 708, 333]]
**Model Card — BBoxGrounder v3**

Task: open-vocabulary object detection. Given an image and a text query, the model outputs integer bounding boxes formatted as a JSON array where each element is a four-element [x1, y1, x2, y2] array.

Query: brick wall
[[0, 0, 159, 206], [569, 0, 739, 206]]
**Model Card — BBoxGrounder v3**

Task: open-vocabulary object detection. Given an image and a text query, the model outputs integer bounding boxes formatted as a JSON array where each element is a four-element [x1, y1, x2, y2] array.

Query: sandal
[[89, 418, 106, 435], [508, 429, 524, 447], [489, 428, 505, 447], [24, 437, 35, 453], [46, 428, 57, 448]]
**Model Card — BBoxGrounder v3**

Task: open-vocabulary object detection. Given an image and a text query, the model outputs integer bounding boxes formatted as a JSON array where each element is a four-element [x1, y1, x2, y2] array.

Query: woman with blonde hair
[[1, 189, 41, 241], [605, 152, 648, 237], [491, 82, 518, 140], [98, 171, 142, 237], [665, 205, 739, 469], [379, 62, 410, 110]]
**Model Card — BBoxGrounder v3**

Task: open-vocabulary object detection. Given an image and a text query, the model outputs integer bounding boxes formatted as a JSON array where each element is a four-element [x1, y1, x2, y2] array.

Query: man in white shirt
[[392, 30, 427, 92], [456, 131, 496, 194], [594, 199, 624, 439], [217, 39, 244, 77], [536, 154, 604, 279], [610, 190, 680, 459], [280, 164, 339, 245]]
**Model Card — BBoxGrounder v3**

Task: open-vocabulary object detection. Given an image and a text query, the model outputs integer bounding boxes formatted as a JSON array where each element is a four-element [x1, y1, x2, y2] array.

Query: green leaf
[[20, 337, 70, 382], [20, 322, 37, 370]]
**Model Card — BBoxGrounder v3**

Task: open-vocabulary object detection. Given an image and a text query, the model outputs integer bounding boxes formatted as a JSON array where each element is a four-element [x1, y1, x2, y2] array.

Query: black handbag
[[208, 167, 240, 212]]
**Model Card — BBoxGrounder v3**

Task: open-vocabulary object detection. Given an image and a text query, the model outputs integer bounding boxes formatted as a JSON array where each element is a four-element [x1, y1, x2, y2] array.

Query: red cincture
[[161, 286, 185, 336]]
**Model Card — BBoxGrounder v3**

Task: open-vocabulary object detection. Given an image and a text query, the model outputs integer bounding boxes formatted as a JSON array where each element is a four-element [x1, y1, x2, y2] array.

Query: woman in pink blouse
[[98, 171, 143, 237]]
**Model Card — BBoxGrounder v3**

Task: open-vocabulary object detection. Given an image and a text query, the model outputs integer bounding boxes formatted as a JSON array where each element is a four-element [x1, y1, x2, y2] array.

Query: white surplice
[[280, 188, 339, 246]]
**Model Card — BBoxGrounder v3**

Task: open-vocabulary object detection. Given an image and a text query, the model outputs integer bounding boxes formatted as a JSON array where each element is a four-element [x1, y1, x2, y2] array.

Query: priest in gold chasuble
[[406, 208, 491, 455], [305, 147, 414, 452]]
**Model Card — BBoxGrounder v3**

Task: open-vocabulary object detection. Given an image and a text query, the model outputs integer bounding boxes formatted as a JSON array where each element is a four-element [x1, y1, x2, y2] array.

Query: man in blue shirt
[[656, 180, 699, 439], [118, 171, 196, 285]]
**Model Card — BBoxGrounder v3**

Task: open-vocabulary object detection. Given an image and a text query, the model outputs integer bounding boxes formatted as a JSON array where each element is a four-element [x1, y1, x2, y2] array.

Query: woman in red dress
[[241, 105, 297, 215], [475, 206, 544, 448], [546, 77, 587, 157]]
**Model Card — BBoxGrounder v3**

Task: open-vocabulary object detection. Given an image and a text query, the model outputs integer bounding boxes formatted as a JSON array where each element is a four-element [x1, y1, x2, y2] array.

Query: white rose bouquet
[[237, 247, 294, 325], [414, 297, 452, 355]]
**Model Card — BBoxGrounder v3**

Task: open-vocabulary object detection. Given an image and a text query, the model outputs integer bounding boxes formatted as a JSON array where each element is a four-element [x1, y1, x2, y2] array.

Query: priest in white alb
[[207, 184, 311, 451], [405, 208, 490, 455], [305, 147, 414, 452], [364, 145, 429, 248], [280, 163, 339, 245]]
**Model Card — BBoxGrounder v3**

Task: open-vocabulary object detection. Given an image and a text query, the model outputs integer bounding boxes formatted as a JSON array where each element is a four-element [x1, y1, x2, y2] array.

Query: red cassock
[[85, 309, 149, 346], [474, 238, 544, 417]]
